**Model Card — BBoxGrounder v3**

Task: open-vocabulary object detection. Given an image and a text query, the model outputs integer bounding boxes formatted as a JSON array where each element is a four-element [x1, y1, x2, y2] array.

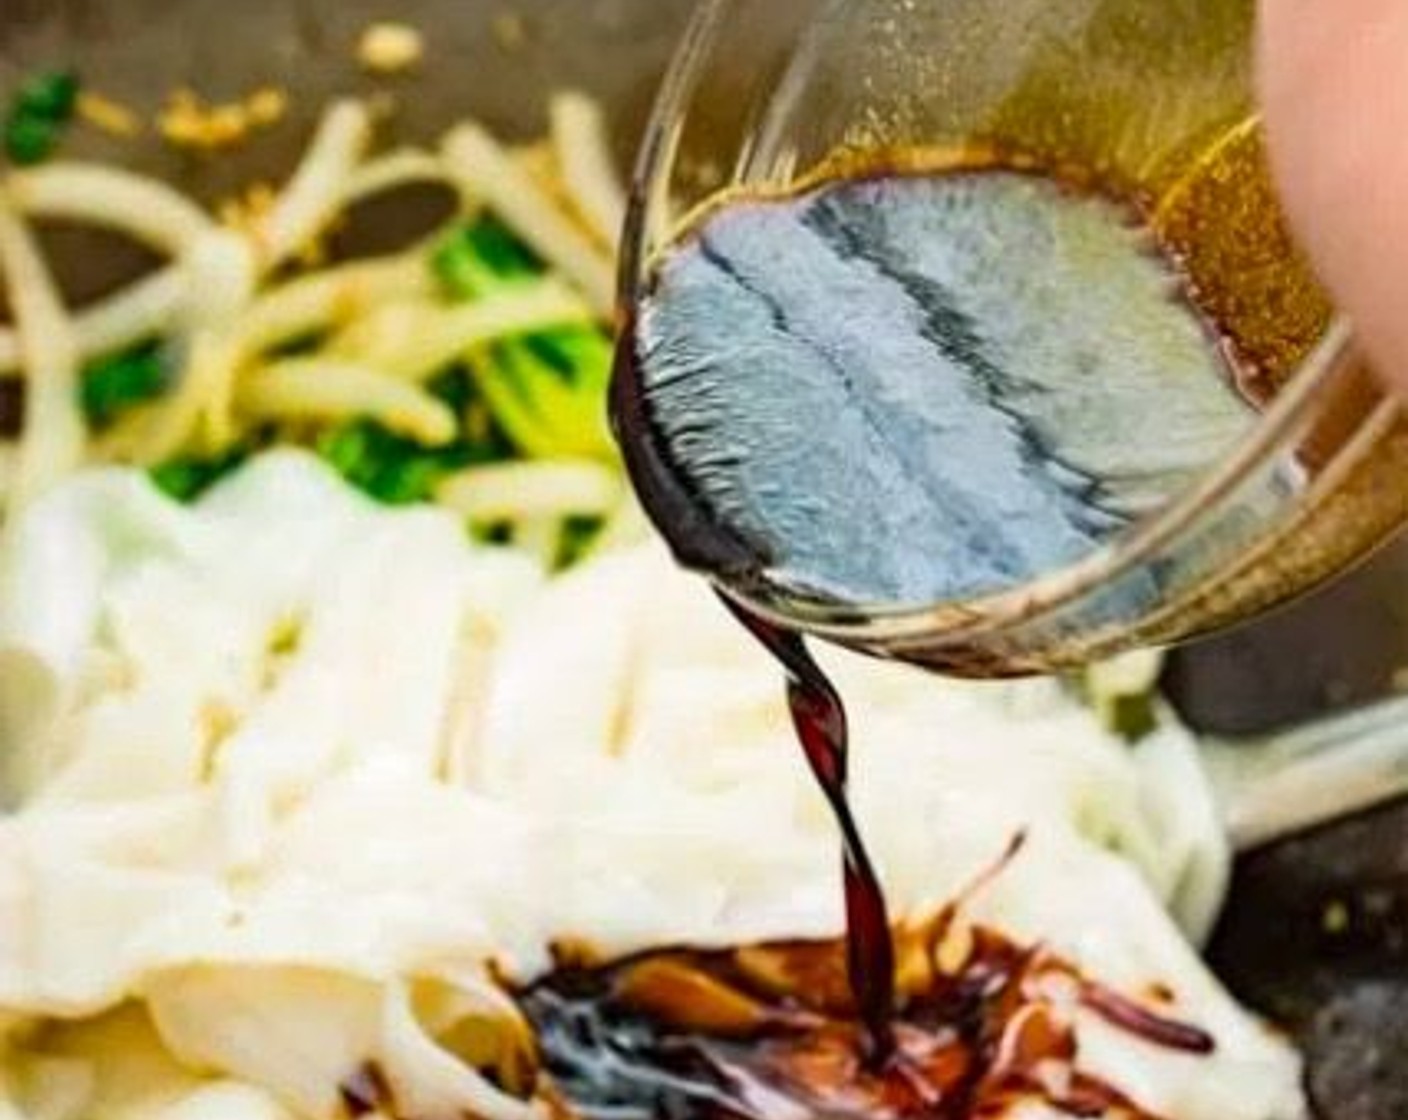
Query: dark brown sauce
[[720, 594, 897, 1065], [521, 898, 1214, 1120]]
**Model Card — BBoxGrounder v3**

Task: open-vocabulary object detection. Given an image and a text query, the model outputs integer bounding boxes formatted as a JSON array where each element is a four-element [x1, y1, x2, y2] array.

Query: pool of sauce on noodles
[[517, 854, 1216, 1120], [335, 904, 1216, 1120]]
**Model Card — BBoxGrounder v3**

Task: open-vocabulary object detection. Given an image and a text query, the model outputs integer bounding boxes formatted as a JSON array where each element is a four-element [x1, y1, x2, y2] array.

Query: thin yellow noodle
[[6, 162, 212, 254], [0, 266, 187, 374], [341, 149, 455, 207], [128, 231, 258, 464], [238, 359, 457, 445], [234, 254, 435, 357], [442, 123, 615, 317], [259, 100, 373, 266], [328, 280, 591, 381], [435, 460, 622, 522], [0, 203, 85, 512], [549, 91, 627, 249]]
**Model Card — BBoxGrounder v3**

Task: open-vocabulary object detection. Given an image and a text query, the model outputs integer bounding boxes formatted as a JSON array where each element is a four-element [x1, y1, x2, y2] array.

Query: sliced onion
[[342, 149, 457, 208]]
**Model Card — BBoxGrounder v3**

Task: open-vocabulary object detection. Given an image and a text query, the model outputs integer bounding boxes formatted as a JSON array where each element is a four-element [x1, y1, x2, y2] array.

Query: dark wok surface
[[3, 1, 1407, 1115]]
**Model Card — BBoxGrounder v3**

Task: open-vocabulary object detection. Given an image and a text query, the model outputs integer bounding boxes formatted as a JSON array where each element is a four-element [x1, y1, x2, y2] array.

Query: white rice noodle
[[341, 149, 457, 209], [436, 460, 622, 523], [0, 203, 84, 512], [442, 123, 615, 317], [589, 492, 654, 556], [5, 163, 213, 256], [238, 360, 457, 445], [328, 280, 591, 381], [259, 100, 373, 267], [144, 967, 539, 1120], [549, 91, 627, 249]]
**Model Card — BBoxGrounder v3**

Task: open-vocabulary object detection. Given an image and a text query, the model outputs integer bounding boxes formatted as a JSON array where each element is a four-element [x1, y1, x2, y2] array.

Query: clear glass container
[[613, 0, 1408, 675]]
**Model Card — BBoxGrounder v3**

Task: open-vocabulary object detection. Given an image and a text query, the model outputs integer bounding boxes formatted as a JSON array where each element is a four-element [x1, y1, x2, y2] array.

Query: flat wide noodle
[[0, 456, 1303, 1120]]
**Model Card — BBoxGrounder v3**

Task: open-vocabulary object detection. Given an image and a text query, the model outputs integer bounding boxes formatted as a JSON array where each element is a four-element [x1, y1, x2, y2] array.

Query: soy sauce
[[719, 595, 897, 1064], [610, 153, 1246, 1087]]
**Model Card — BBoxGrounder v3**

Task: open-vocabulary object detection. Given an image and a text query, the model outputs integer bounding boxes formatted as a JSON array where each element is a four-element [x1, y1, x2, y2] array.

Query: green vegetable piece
[[150, 449, 248, 503], [16, 72, 80, 122], [1103, 692, 1158, 744], [81, 346, 169, 427], [432, 215, 542, 300], [4, 114, 57, 166], [429, 215, 617, 465], [426, 364, 475, 416], [478, 338, 615, 461], [464, 214, 542, 278], [6, 71, 81, 166], [557, 515, 604, 569], [316, 417, 504, 507]]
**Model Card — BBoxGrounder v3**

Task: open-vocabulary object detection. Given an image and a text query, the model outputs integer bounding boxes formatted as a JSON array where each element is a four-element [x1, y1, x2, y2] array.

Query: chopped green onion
[[81, 345, 169, 427], [5, 71, 80, 166], [430, 216, 618, 463], [15, 72, 79, 121], [4, 115, 57, 167], [477, 335, 614, 461]]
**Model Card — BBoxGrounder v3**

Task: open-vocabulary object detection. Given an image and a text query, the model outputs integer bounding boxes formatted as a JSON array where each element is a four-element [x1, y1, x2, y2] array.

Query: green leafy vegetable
[[5, 71, 80, 166], [151, 448, 249, 503], [81, 345, 169, 427], [316, 417, 500, 506], [434, 215, 618, 462], [15, 72, 80, 121], [432, 215, 541, 299], [476, 336, 614, 461], [4, 115, 56, 167]]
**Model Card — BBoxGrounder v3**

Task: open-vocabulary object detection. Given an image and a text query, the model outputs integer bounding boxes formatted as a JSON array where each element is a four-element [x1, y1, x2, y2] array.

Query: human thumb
[[1258, 0, 1408, 392]]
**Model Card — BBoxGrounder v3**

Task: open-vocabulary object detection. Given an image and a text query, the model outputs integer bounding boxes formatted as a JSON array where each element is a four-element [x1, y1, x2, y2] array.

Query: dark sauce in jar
[[613, 148, 1261, 610]]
